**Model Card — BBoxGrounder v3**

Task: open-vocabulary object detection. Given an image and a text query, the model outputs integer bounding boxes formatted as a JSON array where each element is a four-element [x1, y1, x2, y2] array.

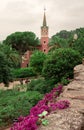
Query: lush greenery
[[49, 28, 84, 57], [27, 78, 55, 94], [49, 30, 74, 48], [0, 89, 43, 127], [12, 67, 36, 79], [3, 31, 39, 55], [0, 44, 20, 86], [0, 44, 20, 68], [73, 37, 84, 57], [0, 52, 13, 86], [42, 48, 82, 83], [11, 85, 70, 130], [29, 51, 46, 74], [0, 31, 39, 86], [0, 27, 84, 129]]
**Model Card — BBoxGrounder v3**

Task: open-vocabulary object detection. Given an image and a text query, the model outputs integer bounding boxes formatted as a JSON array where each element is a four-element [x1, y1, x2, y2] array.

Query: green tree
[[0, 52, 12, 86], [3, 31, 39, 55], [49, 28, 84, 52], [73, 37, 84, 57], [75, 28, 84, 38], [49, 35, 69, 48], [49, 30, 76, 51], [56, 30, 73, 39], [29, 51, 46, 74], [42, 48, 82, 83], [0, 44, 20, 68]]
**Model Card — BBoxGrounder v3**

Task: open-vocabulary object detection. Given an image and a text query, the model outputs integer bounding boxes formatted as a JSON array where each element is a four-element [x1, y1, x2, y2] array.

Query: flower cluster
[[11, 85, 70, 130]]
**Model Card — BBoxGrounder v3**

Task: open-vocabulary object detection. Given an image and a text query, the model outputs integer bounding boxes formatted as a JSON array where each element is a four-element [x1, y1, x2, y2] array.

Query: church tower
[[40, 8, 49, 53], [21, 9, 49, 68]]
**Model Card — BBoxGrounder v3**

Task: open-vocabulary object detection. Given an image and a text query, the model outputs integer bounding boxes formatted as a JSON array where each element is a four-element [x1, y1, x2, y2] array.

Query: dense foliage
[[12, 67, 36, 79], [49, 28, 84, 57], [0, 52, 12, 86], [0, 27, 83, 129], [0, 44, 20, 68], [27, 78, 55, 94], [0, 31, 40, 86], [0, 43, 21, 86], [3, 31, 39, 55], [49, 30, 73, 48], [11, 85, 70, 130], [42, 48, 82, 83], [73, 37, 84, 57], [0, 90, 43, 127], [29, 51, 46, 74]]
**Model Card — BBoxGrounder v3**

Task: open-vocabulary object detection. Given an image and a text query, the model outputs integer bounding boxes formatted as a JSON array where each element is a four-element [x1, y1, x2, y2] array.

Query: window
[[44, 41, 46, 43], [44, 49, 46, 52]]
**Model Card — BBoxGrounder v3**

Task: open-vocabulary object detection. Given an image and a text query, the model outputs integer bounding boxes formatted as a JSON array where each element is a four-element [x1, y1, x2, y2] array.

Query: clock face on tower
[[42, 27, 48, 36]]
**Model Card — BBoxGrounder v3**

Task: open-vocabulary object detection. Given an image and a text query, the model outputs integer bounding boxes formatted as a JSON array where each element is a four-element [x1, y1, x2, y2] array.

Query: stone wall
[[39, 62, 84, 130]]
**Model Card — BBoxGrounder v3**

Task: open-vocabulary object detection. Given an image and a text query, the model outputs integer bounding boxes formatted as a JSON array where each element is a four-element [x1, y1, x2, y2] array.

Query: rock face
[[39, 63, 84, 130]]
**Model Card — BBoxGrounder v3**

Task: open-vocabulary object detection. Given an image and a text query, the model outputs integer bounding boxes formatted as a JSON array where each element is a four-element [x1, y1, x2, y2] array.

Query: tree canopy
[[0, 51, 12, 86], [29, 51, 46, 74], [0, 44, 20, 68], [3, 31, 39, 55], [49, 27, 84, 57], [42, 48, 82, 83]]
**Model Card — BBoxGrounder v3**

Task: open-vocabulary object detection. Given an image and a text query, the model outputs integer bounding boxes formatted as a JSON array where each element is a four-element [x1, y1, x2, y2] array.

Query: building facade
[[21, 10, 49, 68]]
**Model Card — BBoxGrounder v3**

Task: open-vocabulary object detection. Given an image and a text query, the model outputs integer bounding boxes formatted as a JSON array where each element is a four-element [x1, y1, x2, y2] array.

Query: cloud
[[0, 0, 84, 40]]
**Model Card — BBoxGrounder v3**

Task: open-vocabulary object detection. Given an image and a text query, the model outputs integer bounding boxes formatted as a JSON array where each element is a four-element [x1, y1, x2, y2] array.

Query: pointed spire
[[43, 7, 47, 26]]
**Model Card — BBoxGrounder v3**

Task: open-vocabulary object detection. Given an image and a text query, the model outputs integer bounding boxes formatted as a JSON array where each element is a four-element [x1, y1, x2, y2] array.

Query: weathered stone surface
[[82, 58, 84, 65], [39, 63, 84, 130], [74, 64, 84, 81], [39, 109, 83, 130]]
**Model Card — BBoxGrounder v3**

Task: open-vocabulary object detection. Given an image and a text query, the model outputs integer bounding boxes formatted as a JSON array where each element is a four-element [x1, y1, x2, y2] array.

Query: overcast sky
[[0, 0, 84, 41]]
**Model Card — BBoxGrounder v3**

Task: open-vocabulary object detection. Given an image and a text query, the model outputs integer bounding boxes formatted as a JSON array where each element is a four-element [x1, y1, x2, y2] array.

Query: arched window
[[44, 41, 46, 43]]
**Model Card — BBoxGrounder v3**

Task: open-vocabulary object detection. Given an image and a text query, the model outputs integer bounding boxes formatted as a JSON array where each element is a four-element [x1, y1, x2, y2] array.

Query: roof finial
[[44, 6, 46, 12], [43, 6, 47, 26]]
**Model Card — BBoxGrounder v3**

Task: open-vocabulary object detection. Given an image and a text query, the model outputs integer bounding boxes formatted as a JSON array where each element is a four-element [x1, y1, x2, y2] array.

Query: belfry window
[[44, 41, 46, 43]]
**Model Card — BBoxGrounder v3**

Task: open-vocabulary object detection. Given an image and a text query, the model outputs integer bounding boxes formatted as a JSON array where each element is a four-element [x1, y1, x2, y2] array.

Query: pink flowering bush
[[11, 85, 70, 130]]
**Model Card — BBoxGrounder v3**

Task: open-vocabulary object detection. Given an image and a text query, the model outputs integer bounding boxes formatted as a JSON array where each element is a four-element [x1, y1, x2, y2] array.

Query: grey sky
[[0, 0, 84, 41]]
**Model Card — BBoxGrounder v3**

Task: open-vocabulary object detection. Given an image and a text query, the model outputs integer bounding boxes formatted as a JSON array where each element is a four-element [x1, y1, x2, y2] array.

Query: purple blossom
[[10, 85, 70, 130], [49, 103, 57, 111], [44, 93, 53, 101], [56, 100, 70, 109], [18, 116, 24, 122], [37, 99, 46, 106]]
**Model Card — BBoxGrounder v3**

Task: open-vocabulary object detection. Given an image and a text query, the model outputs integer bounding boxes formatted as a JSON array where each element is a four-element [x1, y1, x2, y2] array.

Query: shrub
[[11, 85, 70, 130], [0, 90, 43, 127], [61, 77, 70, 85], [11, 67, 36, 79], [27, 78, 56, 94], [42, 48, 82, 83], [73, 37, 84, 57], [29, 51, 46, 74], [0, 52, 13, 86]]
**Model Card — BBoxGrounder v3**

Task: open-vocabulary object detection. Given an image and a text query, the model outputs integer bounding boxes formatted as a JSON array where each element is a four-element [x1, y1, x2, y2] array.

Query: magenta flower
[[10, 85, 70, 130]]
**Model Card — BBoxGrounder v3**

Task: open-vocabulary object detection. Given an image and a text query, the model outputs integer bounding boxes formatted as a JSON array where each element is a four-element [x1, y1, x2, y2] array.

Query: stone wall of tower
[[40, 10, 49, 54], [40, 37, 49, 53]]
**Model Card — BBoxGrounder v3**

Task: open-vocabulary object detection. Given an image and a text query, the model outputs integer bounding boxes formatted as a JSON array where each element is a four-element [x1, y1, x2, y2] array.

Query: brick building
[[21, 10, 49, 68]]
